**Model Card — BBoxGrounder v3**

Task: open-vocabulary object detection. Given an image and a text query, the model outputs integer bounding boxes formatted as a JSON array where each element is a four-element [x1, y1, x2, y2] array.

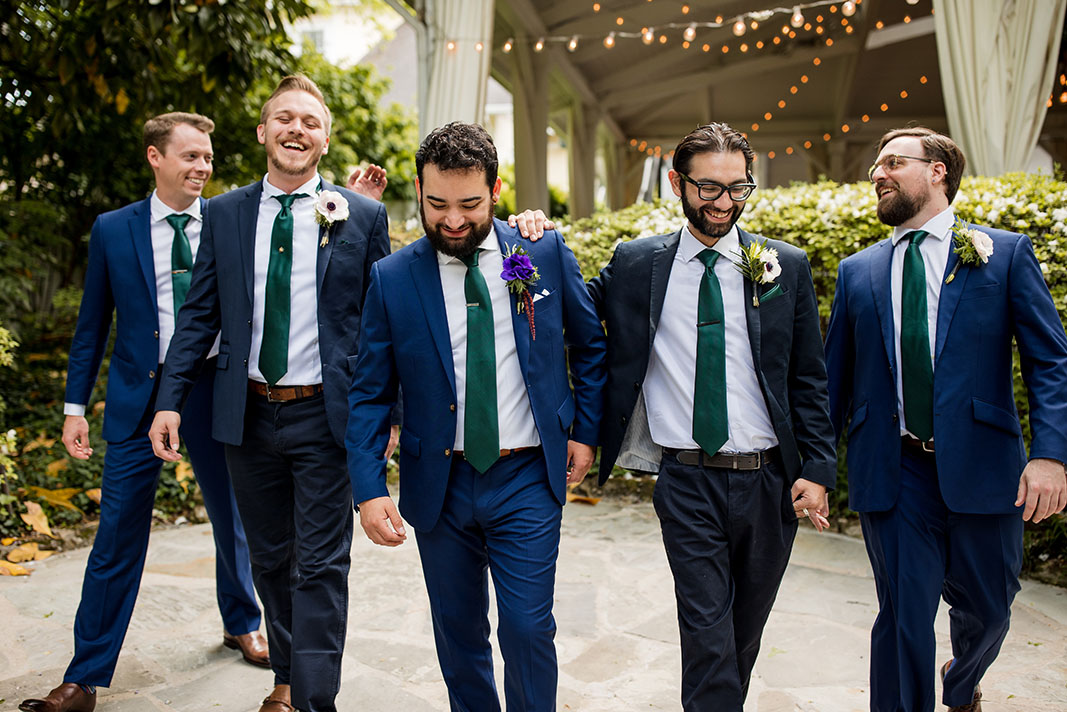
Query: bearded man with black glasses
[[586, 123, 837, 711]]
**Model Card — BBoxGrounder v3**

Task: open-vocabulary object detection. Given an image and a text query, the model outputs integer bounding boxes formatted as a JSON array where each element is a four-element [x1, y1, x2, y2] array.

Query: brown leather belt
[[901, 435, 935, 456], [663, 446, 780, 471], [248, 380, 324, 403], [454, 446, 536, 460]]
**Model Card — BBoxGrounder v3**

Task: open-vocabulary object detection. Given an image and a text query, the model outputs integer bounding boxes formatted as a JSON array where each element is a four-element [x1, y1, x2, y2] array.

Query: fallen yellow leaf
[[20, 501, 55, 538], [45, 459, 69, 477], [0, 560, 30, 576], [175, 461, 193, 494], [0, 537, 16, 546], [92, 401, 106, 415], [565, 492, 601, 506], [21, 433, 57, 453], [85, 488, 102, 504], [7, 542, 53, 563], [26, 486, 84, 513]]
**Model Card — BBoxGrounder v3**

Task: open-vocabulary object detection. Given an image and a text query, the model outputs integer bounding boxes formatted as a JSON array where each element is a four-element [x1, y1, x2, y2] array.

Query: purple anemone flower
[[501, 253, 536, 282]]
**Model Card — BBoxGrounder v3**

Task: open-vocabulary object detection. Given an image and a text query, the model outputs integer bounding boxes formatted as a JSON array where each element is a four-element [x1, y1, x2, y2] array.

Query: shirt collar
[[150, 190, 201, 223], [436, 225, 500, 266], [679, 223, 740, 263], [261, 173, 321, 202], [890, 206, 955, 246]]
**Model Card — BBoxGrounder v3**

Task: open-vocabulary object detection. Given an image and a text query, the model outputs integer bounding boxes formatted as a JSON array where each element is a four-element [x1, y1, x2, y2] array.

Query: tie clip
[[696, 319, 721, 327], [171, 269, 189, 275], [466, 302, 480, 307]]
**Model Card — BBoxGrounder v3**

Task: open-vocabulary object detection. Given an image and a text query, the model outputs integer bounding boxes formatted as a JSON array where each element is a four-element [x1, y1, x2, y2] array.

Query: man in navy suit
[[588, 123, 836, 711], [825, 127, 1067, 711], [149, 77, 391, 712], [20, 112, 265, 712], [346, 122, 606, 711]]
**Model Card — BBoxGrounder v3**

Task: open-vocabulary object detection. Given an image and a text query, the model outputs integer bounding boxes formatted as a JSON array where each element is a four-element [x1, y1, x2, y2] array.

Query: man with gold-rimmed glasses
[[826, 126, 1067, 712]]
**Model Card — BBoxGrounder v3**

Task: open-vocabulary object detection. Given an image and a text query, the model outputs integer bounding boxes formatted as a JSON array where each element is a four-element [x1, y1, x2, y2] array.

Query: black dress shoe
[[19, 682, 96, 712]]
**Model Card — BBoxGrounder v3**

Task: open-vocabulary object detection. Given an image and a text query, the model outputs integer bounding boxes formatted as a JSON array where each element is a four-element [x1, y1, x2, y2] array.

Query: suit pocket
[[759, 283, 785, 305], [959, 282, 1002, 301], [346, 353, 359, 375], [216, 353, 229, 370], [399, 428, 421, 457], [972, 397, 1021, 436]]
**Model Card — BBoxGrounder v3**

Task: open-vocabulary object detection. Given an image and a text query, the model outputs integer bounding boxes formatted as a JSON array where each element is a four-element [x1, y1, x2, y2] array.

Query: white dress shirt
[[438, 228, 540, 451], [890, 206, 954, 436], [643, 224, 778, 453], [248, 174, 323, 385], [64, 191, 219, 417]]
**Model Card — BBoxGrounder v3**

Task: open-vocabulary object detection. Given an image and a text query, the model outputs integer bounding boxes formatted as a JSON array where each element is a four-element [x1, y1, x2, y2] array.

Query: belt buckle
[[921, 439, 935, 453], [264, 384, 284, 403]]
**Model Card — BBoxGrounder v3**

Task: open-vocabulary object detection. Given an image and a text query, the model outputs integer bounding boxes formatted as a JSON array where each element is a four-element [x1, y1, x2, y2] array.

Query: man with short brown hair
[[20, 111, 266, 712]]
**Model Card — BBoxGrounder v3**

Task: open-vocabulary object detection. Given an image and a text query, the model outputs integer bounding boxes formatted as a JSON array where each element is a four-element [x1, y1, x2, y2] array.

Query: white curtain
[[423, 0, 494, 135], [933, 0, 1065, 176]]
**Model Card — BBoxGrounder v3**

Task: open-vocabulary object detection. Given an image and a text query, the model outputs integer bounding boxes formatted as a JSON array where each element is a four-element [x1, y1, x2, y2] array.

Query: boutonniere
[[314, 190, 350, 247], [945, 217, 993, 284], [731, 240, 781, 307], [501, 244, 541, 340]]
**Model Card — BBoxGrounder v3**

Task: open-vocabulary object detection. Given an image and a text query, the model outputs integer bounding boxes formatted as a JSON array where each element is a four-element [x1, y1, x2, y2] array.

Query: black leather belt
[[901, 435, 935, 457], [663, 446, 780, 471], [454, 446, 536, 460], [248, 380, 324, 403]]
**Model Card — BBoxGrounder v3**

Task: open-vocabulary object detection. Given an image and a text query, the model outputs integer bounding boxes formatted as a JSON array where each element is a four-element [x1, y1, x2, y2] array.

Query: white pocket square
[[532, 288, 551, 303]]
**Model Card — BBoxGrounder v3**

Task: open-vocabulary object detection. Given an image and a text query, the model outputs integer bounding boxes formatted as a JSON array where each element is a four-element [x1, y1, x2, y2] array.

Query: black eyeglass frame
[[675, 171, 757, 202], [867, 154, 938, 182]]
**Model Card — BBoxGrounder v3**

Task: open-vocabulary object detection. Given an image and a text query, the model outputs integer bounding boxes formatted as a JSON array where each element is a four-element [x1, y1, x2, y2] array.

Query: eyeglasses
[[675, 172, 756, 201], [867, 154, 937, 182]]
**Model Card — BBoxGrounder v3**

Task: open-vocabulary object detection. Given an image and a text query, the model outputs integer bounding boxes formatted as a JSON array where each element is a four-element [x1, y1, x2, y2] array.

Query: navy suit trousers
[[224, 391, 352, 712], [860, 447, 1022, 711], [414, 449, 561, 712], [653, 450, 798, 712], [65, 360, 259, 686]]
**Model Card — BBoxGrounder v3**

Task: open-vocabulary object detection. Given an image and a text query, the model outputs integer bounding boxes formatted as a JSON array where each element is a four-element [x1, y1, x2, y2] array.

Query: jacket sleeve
[[824, 265, 854, 444], [64, 217, 114, 407]]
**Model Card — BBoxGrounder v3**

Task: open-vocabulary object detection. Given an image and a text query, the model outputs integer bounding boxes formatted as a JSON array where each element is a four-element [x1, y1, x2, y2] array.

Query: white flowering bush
[[563, 173, 1067, 328]]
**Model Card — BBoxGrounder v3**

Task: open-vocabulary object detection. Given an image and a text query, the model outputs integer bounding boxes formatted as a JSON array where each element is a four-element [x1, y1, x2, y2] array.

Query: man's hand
[[358, 496, 407, 546], [1016, 458, 1067, 523], [347, 164, 387, 202], [791, 478, 830, 532], [385, 424, 400, 460], [507, 209, 554, 241], [149, 410, 184, 462], [62, 415, 93, 460], [566, 440, 595, 486]]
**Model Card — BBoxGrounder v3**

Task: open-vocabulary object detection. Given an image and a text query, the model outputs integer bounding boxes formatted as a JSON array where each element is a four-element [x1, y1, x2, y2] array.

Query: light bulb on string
[[603, 32, 616, 49], [683, 23, 697, 42], [790, 7, 804, 28], [568, 36, 578, 52], [733, 18, 747, 36], [642, 27, 655, 45], [502, 38, 513, 53], [474, 41, 483, 52], [842, 1, 857, 17], [534, 37, 544, 52]]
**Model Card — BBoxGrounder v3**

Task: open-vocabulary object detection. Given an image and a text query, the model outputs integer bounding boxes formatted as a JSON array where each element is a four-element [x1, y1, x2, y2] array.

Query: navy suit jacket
[[588, 227, 837, 489], [156, 179, 390, 447], [66, 196, 208, 442], [346, 219, 606, 532], [825, 222, 1067, 514]]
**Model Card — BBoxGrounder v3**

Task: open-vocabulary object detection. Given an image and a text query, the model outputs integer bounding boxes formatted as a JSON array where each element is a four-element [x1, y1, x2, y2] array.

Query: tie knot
[[697, 248, 720, 269], [166, 213, 191, 231], [273, 193, 308, 210], [906, 230, 929, 247], [459, 249, 481, 269]]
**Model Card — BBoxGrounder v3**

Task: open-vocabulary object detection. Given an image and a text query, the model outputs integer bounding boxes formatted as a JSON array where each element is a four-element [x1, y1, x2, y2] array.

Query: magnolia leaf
[[85, 488, 102, 504], [92, 73, 108, 98], [565, 492, 601, 506], [175, 461, 193, 494], [45, 459, 69, 477], [22, 434, 57, 453], [115, 88, 129, 115], [7, 542, 53, 563], [0, 560, 30, 576], [20, 502, 55, 538], [27, 486, 84, 513], [93, 400, 106, 414]]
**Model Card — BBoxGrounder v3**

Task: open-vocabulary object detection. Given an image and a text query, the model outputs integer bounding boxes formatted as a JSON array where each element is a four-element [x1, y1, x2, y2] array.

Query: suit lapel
[[737, 230, 763, 370], [495, 222, 531, 376], [409, 239, 457, 397], [315, 180, 333, 295], [934, 226, 971, 364], [238, 182, 263, 310], [130, 198, 157, 306], [870, 238, 898, 380], [649, 230, 681, 344]]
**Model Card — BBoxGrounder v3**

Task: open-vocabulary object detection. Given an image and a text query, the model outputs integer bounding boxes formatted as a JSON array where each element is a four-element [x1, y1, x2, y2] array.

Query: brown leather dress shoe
[[941, 659, 983, 712], [223, 629, 271, 668], [258, 683, 293, 712], [19, 682, 96, 712]]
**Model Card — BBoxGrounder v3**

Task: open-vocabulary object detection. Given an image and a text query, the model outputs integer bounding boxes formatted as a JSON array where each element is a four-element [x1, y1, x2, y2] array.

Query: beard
[[421, 203, 495, 260], [681, 186, 744, 240], [876, 181, 927, 226], [266, 141, 320, 177]]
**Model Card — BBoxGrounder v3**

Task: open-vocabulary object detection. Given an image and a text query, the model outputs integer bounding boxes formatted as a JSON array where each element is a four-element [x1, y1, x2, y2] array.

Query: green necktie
[[693, 248, 729, 454], [901, 230, 934, 441], [459, 249, 499, 473], [166, 213, 193, 316], [260, 193, 307, 385]]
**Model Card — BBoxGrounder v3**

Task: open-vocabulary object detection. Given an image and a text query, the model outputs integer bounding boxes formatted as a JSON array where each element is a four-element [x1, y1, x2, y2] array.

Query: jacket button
[[892, 413, 899, 422], [450, 404, 456, 412], [149, 370, 156, 379], [620, 415, 627, 425], [243, 359, 248, 366], [247, 320, 252, 327], [633, 381, 641, 391], [444, 448, 451, 457], [154, 330, 159, 339]]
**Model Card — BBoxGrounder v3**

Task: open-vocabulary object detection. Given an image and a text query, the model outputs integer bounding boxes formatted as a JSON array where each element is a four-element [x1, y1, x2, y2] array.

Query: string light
[[842, 1, 857, 17], [642, 27, 655, 45], [474, 41, 483, 52], [791, 7, 805, 27], [568, 36, 579, 52], [683, 23, 697, 42], [733, 18, 746, 36], [502, 38, 513, 53], [534, 37, 544, 52], [446, 40, 456, 52], [603, 31, 616, 49]]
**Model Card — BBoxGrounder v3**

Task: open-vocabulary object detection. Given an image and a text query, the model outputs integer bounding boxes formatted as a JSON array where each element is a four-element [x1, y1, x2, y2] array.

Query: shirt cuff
[[63, 403, 86, 417]]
